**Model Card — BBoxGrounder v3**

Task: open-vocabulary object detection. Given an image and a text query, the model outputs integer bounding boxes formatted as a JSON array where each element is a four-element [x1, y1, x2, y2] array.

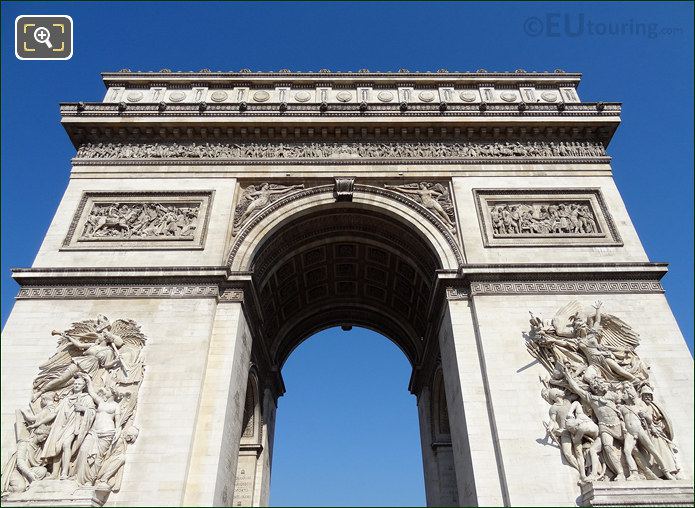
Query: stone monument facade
[[1, 70, 693, 507]]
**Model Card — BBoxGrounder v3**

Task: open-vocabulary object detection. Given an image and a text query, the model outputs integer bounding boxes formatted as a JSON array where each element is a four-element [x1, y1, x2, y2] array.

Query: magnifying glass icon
[[34, 26, 53, 49]]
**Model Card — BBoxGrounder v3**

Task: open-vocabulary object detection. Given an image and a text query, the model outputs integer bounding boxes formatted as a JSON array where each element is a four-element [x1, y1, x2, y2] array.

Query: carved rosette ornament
[[232, 183, 304, 235], [526, 301, 682, 484], [1, 316, 146, 505], [384, 182, 457, 233]]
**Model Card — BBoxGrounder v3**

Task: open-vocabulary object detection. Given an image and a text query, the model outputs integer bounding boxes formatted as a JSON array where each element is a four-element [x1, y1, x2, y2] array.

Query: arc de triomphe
[[1, 70, 693, 507]]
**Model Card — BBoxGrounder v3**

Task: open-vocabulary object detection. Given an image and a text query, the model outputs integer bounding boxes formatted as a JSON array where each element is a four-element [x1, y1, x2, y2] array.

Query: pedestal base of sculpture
[[580, 480, 694, 507], [0, 479, 110, 507]]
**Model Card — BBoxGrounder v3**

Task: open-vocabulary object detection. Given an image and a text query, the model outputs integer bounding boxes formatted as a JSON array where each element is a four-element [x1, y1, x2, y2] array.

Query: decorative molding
[[16, 284, 220, 300], [64, 116, 619, 153], [445, 286, 469, 300], [238, 443, 264, 455], [62, 191, 213, 250], [74, 141, 606, 161], [470, 280, 664, 295], [218, 287, 244, 302], [13, 280, 665, 300], [580, 480, 694, 506], [473, 189, 622, 247], [72, 155, 610, 167], [102, 69, 583, 80], [12, 265, 230, 276], [60, 102, 620, 123]]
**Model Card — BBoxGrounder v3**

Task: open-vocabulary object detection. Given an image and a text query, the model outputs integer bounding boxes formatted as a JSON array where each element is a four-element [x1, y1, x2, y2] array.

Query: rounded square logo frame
[[15, 15, 73, 61]]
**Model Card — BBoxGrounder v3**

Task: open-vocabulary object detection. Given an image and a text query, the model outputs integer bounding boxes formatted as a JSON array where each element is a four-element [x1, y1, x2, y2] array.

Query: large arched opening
[[249, 203, 442, 370], [228, 190, 464, 506]]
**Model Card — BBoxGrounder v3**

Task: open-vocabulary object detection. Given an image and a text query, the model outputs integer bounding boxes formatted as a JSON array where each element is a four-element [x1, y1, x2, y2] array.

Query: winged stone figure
[[530, 300, 647, 382], [384, 182, 456, 231], [32, 315, 146, 400], [232, 183, 304, 235]]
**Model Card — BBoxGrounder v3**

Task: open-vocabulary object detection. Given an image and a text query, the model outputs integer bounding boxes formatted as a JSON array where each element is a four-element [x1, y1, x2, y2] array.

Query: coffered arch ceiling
[[250, 206, 442, 369]]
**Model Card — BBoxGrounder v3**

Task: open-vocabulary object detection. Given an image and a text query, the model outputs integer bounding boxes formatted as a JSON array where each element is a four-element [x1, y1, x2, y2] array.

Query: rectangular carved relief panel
[[474, 189, 622, 247], [62, 191, 213, 250]]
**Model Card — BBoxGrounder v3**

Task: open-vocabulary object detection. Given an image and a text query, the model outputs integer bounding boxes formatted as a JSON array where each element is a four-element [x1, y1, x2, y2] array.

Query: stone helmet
[[640, 384, 654, 397]]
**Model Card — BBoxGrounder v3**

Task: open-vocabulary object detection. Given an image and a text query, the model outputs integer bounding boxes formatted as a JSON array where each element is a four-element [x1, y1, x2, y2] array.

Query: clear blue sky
[[272, 327, 424, 506], [1, 2, 693, 505]]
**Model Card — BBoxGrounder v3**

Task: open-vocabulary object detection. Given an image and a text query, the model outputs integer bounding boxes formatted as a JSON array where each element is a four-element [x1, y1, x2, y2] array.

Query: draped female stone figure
[[73, 373, 122, 486]]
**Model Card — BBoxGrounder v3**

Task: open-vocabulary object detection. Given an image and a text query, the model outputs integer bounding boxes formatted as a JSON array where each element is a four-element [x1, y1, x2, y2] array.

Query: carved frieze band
[[62, 191, 213, 250], [474, 189, 622, 247], [14, 280, 662, 300], [74, 141, 607, 164], [16, 285, 221, 300], [218, 287, 245, 302], [470, 280, 664, 295], [445, 287, 469, 300]]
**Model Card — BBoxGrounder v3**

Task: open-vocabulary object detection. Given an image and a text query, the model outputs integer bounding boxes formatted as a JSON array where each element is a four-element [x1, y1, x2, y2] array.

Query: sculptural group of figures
[[75, 140, 607, 159], [1, 316, 146, 497], [82, 202, 200, 240], [490, 202, 598, 236], [231, 181, 456, 236], [527, 301, 682, 483]]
